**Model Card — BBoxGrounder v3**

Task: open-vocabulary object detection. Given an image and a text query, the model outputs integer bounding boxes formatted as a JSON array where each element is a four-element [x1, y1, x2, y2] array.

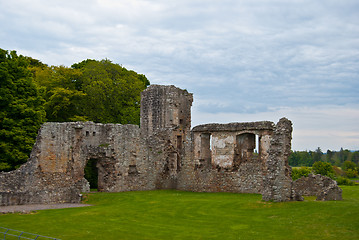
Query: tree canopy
[[0, 49, 46, 171], [1, 48, 150, 171], [31, 59, 150, 124]]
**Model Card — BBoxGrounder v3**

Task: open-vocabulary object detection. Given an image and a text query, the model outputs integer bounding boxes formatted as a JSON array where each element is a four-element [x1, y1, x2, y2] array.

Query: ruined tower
[[140, 85, 193, 137], [140, 85, 193, 188]]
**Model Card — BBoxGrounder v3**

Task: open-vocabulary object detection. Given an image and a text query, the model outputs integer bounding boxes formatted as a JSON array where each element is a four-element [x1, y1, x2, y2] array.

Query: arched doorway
[[84, 158, 99, 191]]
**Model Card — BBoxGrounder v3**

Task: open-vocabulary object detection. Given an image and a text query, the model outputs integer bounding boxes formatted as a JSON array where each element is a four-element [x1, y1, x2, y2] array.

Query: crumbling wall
[[262, 118, 293, 202], [140, 85, 193, 189], [0, 122, 150, 206], [0, 125, 88, 206], [0, 85, 194, 206], [292, 174, 342, 201], [177, 121, 275, 194], [1, 84, 338, 206]]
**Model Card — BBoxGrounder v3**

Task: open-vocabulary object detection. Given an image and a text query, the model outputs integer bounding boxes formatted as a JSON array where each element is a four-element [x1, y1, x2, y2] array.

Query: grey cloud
[[1, 0, 358, 134]]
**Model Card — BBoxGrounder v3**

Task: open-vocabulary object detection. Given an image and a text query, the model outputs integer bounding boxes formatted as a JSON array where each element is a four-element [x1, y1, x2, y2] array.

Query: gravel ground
[[0, 203, 92, 214]]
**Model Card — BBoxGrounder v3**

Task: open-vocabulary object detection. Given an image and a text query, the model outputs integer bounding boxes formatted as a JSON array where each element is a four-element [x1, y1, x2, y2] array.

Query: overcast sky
[[1, 0, 358, 151]]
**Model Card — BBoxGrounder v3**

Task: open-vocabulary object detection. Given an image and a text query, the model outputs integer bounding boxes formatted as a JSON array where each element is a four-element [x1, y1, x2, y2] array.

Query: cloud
[[191, 104, 359, 151], [1, 0, 358, 150]]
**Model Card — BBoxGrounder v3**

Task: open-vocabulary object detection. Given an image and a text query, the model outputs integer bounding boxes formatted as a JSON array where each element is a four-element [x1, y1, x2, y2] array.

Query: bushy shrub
[[345, 169, 359, 178], [292, 167, 312, 181], [342, 160, 357, 171], [312, 161, 335, 179], [336, 177, 355, 186], [332, 166, 345, 177]]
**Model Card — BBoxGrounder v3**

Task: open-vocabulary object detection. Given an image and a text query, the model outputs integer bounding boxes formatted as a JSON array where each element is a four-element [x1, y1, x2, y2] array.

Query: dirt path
[[0, 203, 92, 214]]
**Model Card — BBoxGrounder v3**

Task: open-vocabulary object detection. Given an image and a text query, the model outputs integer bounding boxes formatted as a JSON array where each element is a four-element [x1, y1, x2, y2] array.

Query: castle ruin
[[0, 85, 342, 205]]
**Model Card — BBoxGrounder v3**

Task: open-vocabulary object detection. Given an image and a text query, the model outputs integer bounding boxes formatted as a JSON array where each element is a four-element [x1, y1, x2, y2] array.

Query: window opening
[[255, 134, 260, 154], [177, 135, 182, 150], [128, 164, 138, 174], [177, 135, 182, 170], [200, 133, 212, 166], [236, 133, 255, 161]]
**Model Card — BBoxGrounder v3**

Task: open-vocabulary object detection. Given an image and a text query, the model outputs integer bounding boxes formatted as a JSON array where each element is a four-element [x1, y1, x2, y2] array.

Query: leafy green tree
[[289, 151, 314, 167], [345, 169, 358, 178], [342, 160, 357, 171], [342, 160, 358, 178], [74, 59, 150, 124], [288, 151, 299, 166], [31, 65, 87, 122], [44, 87, 86, 122], [31, 59, 149, 124], [0, 49, 46, 171], [351, 151, 359, 165], [291, 167, 312, 181], [312, 161, 335, 179], [312, 147, 323, 163], [1, 51, 149, 171], [326, 149, 334, 164]]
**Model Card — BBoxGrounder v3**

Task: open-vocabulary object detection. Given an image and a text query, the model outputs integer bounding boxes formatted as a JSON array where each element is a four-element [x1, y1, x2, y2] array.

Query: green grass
[[1, 186, 359, 240]]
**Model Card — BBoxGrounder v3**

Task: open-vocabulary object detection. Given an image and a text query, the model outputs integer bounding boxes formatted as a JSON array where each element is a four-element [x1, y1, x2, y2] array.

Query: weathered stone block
[[293, 174, 342, 201]]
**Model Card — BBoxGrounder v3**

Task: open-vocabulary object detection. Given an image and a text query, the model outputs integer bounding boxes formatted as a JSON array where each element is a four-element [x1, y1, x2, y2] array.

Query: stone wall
[[140, 85, 193, 189], [262, 118, 294, 202], [293, 174, 342, 201], [0, 85, 194, 205], [178, 121, 278, 194], [0, 122, 153, 205], [1, 84, 338, 206]]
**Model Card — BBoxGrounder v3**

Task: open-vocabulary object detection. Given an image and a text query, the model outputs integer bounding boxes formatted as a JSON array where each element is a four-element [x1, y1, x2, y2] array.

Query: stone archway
[[84, 158, 99, 191]]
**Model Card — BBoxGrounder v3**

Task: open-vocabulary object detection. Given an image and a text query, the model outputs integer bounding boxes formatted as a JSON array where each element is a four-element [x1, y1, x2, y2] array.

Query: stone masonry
[[292, 174, 342, 201], [0, 85, 342, 205]]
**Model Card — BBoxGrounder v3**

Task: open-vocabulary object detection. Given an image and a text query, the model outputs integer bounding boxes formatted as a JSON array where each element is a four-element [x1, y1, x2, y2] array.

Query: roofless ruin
[[0, 85, 342, 205]]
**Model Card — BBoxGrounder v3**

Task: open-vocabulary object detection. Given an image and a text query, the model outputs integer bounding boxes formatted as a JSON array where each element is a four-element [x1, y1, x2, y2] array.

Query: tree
[[0, 49, 46, 171], [312, 161, 335, 179], [31, 65, 87, 122], [342, 160, 357, 171], [74, 59, 150, 124], [351, 151, 359, 165], [288, 151, 299, 166], [291, 167, 312, 181], [342, 160, 358, 178], [31, 59, 150, 124], [299, 151, 313, 166], [44, 87, 86, 122], [326, 149, 334, 164], [1, 51, 149, 171], [312, 147, 323, 163], [345, 169, 358, 178]]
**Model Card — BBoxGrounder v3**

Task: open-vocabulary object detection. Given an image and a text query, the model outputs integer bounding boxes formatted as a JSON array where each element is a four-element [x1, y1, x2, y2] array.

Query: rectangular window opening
[[255, 134, 259, 154], [177, 135, 182, 150], [200, 133, 212, 164]]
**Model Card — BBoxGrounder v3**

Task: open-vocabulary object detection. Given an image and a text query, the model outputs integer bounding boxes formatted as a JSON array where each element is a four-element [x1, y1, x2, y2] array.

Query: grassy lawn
[[1, 186, 358, 240]]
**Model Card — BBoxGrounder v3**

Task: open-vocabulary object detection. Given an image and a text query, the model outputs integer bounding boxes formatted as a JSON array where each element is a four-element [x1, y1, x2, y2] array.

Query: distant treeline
[[289, 148, 359, 167], [0, 48, 149, 171], [290, 148, 359, 184]]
